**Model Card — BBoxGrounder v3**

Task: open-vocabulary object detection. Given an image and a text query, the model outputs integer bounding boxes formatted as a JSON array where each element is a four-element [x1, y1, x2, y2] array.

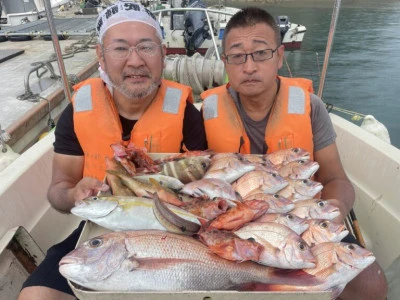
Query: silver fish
[[71, 196, 199, 232]]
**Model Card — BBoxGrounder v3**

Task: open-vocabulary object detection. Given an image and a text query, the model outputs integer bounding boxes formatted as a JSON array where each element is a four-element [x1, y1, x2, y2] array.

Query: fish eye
[[201, 162, 208, 169], [89, 238, 103, 248], [302, 179, 308, 184], [320, 221, 329, 228], [273, 194, 279, 199], [318, 201, 325, 207], [92, 196, 99, 201], [286, 214, 294, 220], [298, 242, 307, 251], [299, 160, 305, 164], [247, 237, 256, 243], [346, 244, 355, 250], [271, 173, 277, 177], [293, 148, 300, 153]]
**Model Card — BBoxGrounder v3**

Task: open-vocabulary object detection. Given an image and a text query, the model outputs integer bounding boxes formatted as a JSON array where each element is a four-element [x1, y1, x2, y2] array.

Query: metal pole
[[43, 0, 72, 102], [317, 0, 341, 99]]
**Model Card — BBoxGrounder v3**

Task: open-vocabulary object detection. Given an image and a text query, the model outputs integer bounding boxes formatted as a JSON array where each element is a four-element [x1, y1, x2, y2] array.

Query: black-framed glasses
[[224, 46, 280, 65], [103, 41, 162, 59]]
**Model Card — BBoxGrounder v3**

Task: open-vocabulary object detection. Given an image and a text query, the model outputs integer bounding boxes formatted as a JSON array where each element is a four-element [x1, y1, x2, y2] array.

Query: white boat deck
[[0, 37, 97, 129]]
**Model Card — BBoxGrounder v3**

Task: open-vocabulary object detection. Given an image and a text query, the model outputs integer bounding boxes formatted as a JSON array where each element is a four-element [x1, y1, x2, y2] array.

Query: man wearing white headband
[[18, 1, 207, 299]]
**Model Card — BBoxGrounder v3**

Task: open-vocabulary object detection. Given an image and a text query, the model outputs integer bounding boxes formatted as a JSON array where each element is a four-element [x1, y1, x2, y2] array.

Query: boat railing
[[152, 7, 238, 60]]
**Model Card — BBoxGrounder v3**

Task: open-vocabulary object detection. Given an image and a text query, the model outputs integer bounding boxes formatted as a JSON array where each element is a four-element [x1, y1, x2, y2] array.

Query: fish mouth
[[59, 256, 81, 266]]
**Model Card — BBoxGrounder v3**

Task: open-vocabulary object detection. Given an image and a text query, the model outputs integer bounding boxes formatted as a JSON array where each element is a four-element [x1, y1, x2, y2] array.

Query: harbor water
[[213, 0, 400, 149]]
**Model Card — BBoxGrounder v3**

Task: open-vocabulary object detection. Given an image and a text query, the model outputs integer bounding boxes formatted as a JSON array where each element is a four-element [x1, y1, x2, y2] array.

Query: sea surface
[[211, 0, 400, 149]]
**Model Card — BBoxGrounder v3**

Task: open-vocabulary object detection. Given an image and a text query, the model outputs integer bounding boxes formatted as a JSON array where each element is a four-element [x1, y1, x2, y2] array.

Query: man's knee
[[18, 286, 77, 300]]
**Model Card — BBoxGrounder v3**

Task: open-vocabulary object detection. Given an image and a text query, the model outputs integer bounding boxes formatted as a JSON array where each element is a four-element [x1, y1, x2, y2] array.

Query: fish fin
[[237, 282, 307, 292], [121, 257, 141, 272], [149, 178, 162, 188], [272, 268, 323, 286]]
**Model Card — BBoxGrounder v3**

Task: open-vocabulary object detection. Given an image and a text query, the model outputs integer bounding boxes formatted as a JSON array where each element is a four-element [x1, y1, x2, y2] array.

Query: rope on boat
[[163, 53, 226, 95]]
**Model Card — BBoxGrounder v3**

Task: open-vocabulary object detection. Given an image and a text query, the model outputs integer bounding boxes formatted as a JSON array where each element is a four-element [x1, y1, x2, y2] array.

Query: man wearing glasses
[[201, 7, 387, 300], [18, 1, 206, 299]]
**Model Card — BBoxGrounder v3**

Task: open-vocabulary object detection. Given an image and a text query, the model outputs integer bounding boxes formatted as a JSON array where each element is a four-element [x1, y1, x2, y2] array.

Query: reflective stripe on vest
[[201, 77, 314, 156], [73, 78, 191, 180]]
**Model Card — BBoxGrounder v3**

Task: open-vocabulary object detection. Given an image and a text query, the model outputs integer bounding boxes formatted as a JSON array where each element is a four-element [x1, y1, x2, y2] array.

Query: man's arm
[[314, 143, 388, 300], [47, 153, 109, 213], [313, 142, 354, 223]]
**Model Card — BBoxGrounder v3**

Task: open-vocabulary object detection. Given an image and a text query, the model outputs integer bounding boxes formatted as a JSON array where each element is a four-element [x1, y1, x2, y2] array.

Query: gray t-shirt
[[228, 86, 336, 154]]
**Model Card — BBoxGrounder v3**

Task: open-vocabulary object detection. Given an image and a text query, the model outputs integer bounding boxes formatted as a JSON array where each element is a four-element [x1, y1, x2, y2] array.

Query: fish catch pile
[[61, 143, 376, 298]]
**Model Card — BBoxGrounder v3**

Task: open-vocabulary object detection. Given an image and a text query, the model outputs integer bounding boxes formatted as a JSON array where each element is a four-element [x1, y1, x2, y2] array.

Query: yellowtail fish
[[59, 230, 322, 291], [71, 196, 200, 232]]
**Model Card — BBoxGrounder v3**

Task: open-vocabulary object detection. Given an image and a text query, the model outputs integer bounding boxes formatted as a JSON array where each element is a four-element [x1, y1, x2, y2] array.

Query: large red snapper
[[59, 230, 321, 292]]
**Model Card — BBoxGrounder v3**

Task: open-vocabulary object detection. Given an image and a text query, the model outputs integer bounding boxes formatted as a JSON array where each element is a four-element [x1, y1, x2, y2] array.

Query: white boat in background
[[151, 0, 306, 56], [0, 0, 399, 299], [0, 0, 72, 27]]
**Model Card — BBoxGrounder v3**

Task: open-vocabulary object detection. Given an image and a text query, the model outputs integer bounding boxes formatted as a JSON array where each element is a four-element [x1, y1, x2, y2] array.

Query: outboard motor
[[276, 15, 290, 42], [183, 0, 211, 56]]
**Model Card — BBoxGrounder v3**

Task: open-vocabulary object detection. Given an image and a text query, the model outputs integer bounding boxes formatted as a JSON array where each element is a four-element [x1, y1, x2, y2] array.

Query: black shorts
[[21, 221, 85, 296]]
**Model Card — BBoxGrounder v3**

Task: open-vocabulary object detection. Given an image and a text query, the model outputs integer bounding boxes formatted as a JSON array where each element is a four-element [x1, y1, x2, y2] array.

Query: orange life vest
[[72, 78, 193, 180], [201, 76, 314, 157]]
